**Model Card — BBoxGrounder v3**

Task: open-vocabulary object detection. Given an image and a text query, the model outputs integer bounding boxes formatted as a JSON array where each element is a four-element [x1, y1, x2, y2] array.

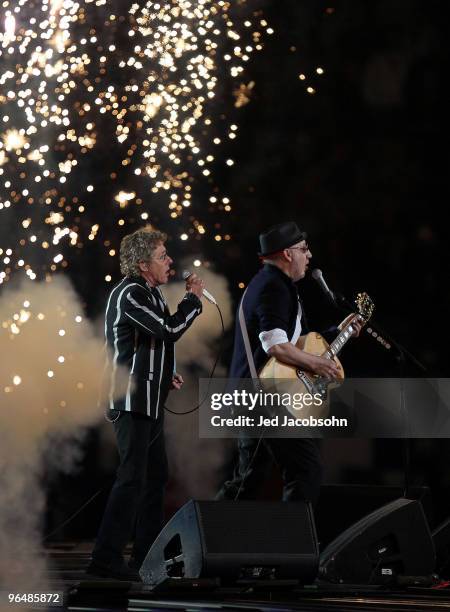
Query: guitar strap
[[238, 288, 259, 381]]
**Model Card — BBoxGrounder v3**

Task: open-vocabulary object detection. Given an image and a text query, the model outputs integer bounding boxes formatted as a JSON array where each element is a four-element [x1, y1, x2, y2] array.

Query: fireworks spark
[[0, 0, 270, 287], [0, 0, 272, 410]]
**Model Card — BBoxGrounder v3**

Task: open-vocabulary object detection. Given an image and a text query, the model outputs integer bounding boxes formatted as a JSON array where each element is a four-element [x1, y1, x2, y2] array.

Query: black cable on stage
[[165, 301, 225, 416], [233, 430, 264, 501], [163, 298, 262, 499], [43, 429, 164, 541], [42, 485, 108, 542]]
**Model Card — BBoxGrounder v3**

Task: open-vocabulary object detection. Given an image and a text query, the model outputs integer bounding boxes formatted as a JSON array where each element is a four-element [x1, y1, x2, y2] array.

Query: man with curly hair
[[87, 226, 204, 580]]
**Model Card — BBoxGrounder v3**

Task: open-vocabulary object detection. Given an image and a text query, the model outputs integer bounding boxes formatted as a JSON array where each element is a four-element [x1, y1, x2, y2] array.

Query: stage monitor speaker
[[432, 517, 450, 577], [319, 498, 435, 584], [140, 500, 319, 586], [315, 485, 432, 550]]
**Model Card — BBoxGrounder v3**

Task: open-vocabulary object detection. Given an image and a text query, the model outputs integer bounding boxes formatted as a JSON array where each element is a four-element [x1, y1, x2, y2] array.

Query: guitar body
[[258, 332, 345, 418], [256, 293, 374, 421], [259, 332, 345, 380]]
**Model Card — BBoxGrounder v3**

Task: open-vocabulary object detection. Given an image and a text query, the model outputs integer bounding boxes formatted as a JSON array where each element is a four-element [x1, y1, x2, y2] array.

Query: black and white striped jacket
[[105, 275, 202, 418]]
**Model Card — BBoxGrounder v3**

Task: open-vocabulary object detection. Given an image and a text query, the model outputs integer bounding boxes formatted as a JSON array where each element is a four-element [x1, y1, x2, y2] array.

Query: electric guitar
[[258, 293, 375, 418]]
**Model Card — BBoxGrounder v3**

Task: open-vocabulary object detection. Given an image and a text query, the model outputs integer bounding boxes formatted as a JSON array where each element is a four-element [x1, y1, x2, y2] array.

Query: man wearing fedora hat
[[216, 221, 361, 504]]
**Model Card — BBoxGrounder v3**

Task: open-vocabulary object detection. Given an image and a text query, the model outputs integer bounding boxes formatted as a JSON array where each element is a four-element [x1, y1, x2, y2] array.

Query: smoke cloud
[[0, 275, 128, 592]]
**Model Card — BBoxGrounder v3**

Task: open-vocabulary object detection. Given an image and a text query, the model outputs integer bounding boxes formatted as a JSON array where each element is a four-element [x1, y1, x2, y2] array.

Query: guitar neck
[[326, 319, 357, 358]]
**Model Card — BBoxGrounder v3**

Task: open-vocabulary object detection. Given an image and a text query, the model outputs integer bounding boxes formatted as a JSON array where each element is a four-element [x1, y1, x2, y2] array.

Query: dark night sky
[[213, 0, 448, 378]]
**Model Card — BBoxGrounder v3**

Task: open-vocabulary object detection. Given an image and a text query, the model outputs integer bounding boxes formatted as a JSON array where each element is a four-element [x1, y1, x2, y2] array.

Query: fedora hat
[[258, 222, 307, 257]]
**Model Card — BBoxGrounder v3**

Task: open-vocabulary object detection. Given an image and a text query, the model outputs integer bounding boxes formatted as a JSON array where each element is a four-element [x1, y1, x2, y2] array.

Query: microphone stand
[[331, 291, 427, 499]]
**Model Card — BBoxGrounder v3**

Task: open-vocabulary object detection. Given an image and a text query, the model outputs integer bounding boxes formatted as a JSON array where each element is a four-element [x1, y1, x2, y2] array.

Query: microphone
[[311, 268, 336, 303], [182, 270, 217, 305]]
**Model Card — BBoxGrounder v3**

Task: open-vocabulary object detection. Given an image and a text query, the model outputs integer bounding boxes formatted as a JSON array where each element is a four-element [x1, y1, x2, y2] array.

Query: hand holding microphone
[[183, 271, 204, 299], [182, 270, 217, 305]]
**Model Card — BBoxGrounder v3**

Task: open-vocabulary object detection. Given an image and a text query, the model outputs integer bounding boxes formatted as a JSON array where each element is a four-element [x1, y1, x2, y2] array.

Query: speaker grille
[[196, 501, 316, 555]]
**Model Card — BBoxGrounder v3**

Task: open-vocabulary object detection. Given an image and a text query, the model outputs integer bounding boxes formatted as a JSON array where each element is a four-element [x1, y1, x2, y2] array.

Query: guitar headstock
[[355, 292, 374, 323]]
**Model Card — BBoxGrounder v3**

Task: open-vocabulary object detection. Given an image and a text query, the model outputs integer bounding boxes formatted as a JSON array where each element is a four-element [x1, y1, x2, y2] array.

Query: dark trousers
[[93, 411, 168, 567], [216, 435, 322, 506]]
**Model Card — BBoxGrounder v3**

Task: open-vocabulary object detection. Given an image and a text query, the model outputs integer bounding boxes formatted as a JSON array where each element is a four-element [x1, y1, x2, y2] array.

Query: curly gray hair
[[120, 226, 167, 277]]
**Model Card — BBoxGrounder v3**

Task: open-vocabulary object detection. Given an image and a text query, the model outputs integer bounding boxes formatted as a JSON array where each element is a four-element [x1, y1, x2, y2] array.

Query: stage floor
[[40, 541, 450, 611]]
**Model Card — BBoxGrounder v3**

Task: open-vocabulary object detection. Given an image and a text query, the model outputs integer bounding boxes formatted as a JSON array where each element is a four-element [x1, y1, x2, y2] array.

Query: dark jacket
[[105, 275, 202, 417], [230, 264, 337, 379], [230, 264, 301, 378]]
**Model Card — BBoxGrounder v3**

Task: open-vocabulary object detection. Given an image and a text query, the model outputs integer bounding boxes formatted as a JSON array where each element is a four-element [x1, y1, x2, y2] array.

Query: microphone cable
[[165, 301, 225, 416], [42, 486, 109, 543], [42, 428, 164, 542]]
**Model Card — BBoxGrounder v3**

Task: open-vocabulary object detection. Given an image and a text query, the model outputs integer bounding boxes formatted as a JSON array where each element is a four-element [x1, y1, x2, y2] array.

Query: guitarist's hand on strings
[[267, 342, 340, 379], [308, 354, 340, 379]]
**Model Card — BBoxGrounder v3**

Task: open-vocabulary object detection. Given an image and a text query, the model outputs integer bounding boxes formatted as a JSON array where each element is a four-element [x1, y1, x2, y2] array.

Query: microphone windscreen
[[182, 270, 192, 281], [311, 268, 323, 280]]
